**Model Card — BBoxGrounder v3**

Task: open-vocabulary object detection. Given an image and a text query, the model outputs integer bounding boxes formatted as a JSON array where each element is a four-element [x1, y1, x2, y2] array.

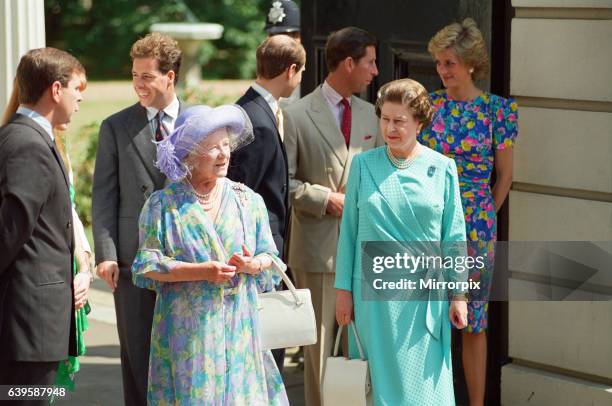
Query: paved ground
[[57, 280, 305, 405]]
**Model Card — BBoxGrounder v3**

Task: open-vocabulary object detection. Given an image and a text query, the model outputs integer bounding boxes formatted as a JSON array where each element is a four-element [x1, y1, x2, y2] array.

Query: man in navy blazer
[[227, 35, 305, 371], [0, 48, 84, 398]]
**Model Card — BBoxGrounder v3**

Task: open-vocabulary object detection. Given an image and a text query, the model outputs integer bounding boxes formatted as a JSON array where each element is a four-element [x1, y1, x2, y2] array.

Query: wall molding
[[511, 182, 612, 203], [510, 358, 612, 386], [513, 96, 612, 113], [515, 7, 612, 19]]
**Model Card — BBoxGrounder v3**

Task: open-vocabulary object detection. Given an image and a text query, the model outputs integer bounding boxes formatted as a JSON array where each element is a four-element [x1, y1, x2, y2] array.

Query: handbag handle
[[267, 256, 303, 306], [333, 321, 366, 360]]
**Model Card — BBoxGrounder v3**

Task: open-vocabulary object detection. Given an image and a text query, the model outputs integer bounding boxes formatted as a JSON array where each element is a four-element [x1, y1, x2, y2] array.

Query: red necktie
[[340, 98, 351, 147]]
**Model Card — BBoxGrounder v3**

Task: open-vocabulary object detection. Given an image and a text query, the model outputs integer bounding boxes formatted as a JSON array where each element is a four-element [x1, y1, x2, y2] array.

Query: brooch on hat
[[268, 1, 286, 24]]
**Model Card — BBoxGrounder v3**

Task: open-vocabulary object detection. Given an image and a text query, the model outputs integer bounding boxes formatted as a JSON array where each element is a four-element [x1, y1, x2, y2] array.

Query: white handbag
[[322, 321, 372, 406], [257, 262, 317, 350]]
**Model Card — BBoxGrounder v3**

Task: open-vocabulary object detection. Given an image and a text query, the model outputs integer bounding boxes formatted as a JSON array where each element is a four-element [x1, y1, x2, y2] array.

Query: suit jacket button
[[67, 220, 72, 229]]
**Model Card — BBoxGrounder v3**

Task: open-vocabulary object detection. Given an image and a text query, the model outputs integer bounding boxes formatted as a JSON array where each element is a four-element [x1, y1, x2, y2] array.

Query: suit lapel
[[339, 97, 372, 190], [129, 101, 185, 188], [250, 88, 278, 129], [305, 87, 348, 164], [128, 105, 164, 187], [12, 114, 70, 188], [251, 89, 288, 150]]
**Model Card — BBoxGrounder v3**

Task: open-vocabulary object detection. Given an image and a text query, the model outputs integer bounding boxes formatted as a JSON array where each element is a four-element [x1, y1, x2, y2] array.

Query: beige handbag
[[257, 260, 317, 350], [322, 321, 372, 406]]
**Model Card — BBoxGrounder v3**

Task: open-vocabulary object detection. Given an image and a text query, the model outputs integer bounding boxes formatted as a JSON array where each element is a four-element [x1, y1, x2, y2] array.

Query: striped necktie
[[154, 111, 167, 142]]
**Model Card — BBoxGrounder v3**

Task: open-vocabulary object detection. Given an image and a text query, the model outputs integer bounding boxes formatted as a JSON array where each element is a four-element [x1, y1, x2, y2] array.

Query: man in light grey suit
[[92, 32, 184, 406], [283, 26, 381, 406]]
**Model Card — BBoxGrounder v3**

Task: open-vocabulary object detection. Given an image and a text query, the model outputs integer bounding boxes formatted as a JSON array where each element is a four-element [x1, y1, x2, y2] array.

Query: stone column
[[0, 0, 45, 114]]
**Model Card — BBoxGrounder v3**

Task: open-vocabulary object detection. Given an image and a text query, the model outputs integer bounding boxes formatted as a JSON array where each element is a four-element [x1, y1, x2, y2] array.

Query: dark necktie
[[340, 98, 351, 147], [154, 111, 166, 142]]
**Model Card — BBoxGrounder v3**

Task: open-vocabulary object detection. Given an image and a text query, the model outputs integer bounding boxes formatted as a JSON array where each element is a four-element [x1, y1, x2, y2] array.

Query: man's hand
[[73, 272, 91, 309], [96, 260, 119, 291], [326, 192, 345, 217]]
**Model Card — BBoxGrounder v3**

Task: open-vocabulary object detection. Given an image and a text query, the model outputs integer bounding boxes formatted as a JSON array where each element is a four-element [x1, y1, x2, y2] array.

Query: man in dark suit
[[92, 33, 183, 406], [0, 48, 84, 400], [227, 34, 305, 371]]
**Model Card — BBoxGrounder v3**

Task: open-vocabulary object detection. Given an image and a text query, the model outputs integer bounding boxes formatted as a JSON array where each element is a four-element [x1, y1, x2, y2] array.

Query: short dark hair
[[256, 35, 306, 79], [130, 32, 182, 85], [325, 27, 377, 72], [16, 48, 85, 105]]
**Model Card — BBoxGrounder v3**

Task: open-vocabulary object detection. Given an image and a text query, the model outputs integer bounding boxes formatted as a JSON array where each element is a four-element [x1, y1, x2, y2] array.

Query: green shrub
[[73, 121, 100, 228], [178, 87, 235, 107]]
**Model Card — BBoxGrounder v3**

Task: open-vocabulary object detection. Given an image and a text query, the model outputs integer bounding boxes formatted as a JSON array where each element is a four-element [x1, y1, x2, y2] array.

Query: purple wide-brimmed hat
[[155, 104, 254, 181]]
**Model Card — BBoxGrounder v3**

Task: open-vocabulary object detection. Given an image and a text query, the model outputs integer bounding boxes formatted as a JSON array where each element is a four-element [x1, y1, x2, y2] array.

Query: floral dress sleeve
[[250, 192, 283, 292], [131, 191, 181, 291], [492, 96, 519, 150]]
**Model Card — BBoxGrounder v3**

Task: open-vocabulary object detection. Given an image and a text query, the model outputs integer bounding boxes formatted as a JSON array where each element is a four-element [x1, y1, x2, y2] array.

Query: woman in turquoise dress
[[131, 105, 289, 405], [335, 79, 468, 405], [419, 19, 519, 406]]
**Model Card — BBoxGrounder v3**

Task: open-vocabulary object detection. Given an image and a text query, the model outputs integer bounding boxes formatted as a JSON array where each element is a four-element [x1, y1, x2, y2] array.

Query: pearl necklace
[[386, 144, 420, 169], [190, 181, 219, 211]]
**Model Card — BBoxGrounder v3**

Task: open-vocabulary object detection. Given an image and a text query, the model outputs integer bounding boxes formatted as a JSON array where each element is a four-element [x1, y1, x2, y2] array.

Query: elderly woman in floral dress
[[131, 105, 289, 405]]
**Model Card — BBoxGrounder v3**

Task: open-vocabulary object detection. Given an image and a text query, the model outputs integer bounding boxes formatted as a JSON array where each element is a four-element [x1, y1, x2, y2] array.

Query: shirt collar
[[322, 80, 351, 107], [251, 82, 279, 113], [16, 106, 54, 141], [145, 94, 180, 122]]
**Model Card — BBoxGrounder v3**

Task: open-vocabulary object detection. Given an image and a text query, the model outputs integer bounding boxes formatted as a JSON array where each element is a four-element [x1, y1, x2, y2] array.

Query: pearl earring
[[469, 68, 474, 74]]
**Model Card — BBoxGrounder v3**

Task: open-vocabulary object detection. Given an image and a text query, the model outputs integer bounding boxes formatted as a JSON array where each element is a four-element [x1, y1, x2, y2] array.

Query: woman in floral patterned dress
[[131, 105, 289, 405], [419, 18, 518, 406]]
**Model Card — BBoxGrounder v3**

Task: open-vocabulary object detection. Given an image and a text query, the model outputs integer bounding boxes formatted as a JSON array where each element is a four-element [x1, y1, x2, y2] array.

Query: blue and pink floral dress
[[131, 179, 289, 405], [419, 90, 518, 332]]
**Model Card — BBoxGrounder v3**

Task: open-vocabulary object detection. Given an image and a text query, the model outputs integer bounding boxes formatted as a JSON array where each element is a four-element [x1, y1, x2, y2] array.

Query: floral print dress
[[419, 90, 518, 332], [131, 179, 289, 405]]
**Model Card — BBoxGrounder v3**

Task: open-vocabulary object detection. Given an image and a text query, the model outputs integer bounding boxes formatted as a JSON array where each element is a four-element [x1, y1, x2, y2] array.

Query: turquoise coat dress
[[334, 146, 467, 405]]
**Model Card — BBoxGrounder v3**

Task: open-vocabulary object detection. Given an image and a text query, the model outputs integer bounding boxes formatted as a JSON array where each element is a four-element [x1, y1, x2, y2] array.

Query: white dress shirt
[[251, 82, 284, 140], [146, 95, 180, 136], [16, 106, 54, 141], [321, 80, 351, 131]]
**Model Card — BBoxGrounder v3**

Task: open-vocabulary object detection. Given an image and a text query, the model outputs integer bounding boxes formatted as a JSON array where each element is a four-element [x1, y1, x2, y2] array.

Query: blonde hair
[[428, 18, 489, 80], [1, 79, 19, 126], [375, 79, 434, 128]]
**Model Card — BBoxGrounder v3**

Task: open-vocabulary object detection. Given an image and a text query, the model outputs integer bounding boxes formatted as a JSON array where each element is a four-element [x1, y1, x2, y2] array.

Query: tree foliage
[[45, 0, 276, 79]]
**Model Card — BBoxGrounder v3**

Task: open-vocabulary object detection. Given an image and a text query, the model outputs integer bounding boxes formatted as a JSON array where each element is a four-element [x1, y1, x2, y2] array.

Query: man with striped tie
[[92, 32, 185, 406]]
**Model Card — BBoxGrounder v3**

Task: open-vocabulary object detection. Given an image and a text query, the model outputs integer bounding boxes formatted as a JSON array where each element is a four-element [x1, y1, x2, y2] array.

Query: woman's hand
[[449, 296, 468, 329], [228, 245, 261, 275], [204, 261, 236, 283], [73, 272, 91, 310], [336, 289, 354, 326]]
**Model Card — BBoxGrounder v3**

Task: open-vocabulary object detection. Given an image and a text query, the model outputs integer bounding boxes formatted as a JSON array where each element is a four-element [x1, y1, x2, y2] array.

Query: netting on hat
[[155, 104, 254, 182]]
